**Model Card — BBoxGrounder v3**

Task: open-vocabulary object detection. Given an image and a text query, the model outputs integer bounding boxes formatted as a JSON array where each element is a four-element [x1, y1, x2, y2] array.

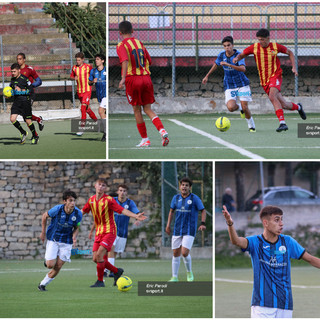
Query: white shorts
[[100, 97, 106, 109], [45, 240, 72, 263], [113, 236, 127, 253], [171, 235, 195, 250], [251, 306, 293, 318], [225, 85, 252, 104]]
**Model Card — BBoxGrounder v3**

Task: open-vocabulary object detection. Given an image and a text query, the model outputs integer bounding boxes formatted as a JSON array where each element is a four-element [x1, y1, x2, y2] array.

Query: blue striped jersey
[[46, 204, 82, 244], [113, 197, 139, 238], [89, 66, 106, 102], [171, 193, 205, 237], [215, 49, 250, 90], [242, 234, 305, 310]]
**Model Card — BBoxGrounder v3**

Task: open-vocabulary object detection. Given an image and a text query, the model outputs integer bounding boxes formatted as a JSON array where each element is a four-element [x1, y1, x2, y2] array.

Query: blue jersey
[[170, 193, 205, 237], [242, 234, 305, 310], [89, 66, 106, 102], [46, 204, 82, 244], [215, 49, 250, 90], [114, 197, 139, 238]]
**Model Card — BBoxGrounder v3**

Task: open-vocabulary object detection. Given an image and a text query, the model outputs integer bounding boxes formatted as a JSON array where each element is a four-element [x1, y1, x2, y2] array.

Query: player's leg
[[240, 96, 256, 132], [31, 114, 44, 131], [268, 87, 288, 132], [25, 116, 39, 144], [133, 105, 150, 147], [225, 89, 245, 118], [47, 256, 66, 278], [169, 236, 182, 281], [84, 93, 98, 121], [10, 113, 28, 144], [99, 98, 106, 142], [277, 92, 306, 120], [181, 235, 195, 282]]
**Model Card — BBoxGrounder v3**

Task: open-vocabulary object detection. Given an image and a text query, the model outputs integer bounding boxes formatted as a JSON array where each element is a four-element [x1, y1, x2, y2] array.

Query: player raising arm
[[202, 36, 255, 132], [233, 28, 306, 132], [222, 205, 320, 318]]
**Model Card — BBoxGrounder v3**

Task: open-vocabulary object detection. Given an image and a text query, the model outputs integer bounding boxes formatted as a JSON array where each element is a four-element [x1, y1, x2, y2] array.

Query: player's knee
[[182, 252, 189, 258], [46, 261, 55, 269]]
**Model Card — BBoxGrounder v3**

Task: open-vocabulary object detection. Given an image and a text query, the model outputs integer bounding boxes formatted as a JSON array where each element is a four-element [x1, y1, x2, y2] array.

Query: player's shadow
[[0, 137, 22, 145], [54, 132, 104, 141]]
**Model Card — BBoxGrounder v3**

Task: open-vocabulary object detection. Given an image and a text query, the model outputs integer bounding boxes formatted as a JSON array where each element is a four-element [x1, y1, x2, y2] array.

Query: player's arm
[[285, 48, 298, 76], [165, 208, 175, 235], [220, 62, 246, 72], [202, 63, 218, 84], [119, 60, 128, 89], [198, 209, 207, 231], [32, 77, 42, 88], [222, 205, 248, 249], [121, 208, 146, 221], [233, 52, 248, 64], [72, 225, 80, 246], [40, 212, 49, 243], [301, 251, 320, 268], [89, 222, 95, 239]]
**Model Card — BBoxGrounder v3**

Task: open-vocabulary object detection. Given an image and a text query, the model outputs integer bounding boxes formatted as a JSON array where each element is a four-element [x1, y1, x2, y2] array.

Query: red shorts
[[125, 75, 155, 106], [78, 92, 92, 106], [263, 74, 283, 95], [93, 233, 116, 252]]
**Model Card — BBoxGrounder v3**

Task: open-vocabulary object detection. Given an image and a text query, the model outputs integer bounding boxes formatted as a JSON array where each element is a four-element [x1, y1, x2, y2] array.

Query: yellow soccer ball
[[215, 116, 231, 132], [117, 276, 132, 292], [3, 86, 13, 98]]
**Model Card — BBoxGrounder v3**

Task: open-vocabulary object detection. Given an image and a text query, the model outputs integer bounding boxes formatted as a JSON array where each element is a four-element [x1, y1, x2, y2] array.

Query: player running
[[17, 53, 44, 131], [222, 204, 320, 318], [233, 28, 306, 132], [38, 190, 82, 291], [70, 52, 98, 136], [9, 63, 39, 144], [116, 20, 169, 147], [89, 53, 106, 142], [202, 36, 256, 132], [82, 178, 147, 288], [165, 177, 207, 282]]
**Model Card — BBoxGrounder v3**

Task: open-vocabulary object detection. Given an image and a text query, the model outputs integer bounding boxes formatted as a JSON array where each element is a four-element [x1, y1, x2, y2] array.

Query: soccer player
[[233, 28, 306, 132], [82, 178, 147, 288], [202, 36, 256, 132], [222, 204, 320, 318], [70, 52, 98, 136], [89, 53, 106, 142], [9, 63, 39, 144], [117, 20, 169, 148], [16, 53, 44, 131], [165, 177, 207, 282], [38, 190, 82, 291]]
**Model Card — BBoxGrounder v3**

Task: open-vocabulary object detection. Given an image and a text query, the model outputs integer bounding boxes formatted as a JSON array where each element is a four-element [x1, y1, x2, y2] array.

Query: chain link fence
[[109, 2, 320, 100]]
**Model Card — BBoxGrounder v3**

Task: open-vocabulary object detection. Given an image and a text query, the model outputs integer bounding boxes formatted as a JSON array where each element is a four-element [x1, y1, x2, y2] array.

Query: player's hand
[[40, 232, 45, 243], [15, 86, 21, 91], [198, 225, 206, 231], [292, 68, 298, 76], [136, 212, 147, 221], [202, 76, 208, 85], [165, 226, 171, 235], [119, 78, 125, 89], [74, 76, 78, 81], [88, 232, 93, 240], [222, 205, 233, 225], [232, 57, 239, 64], [220, 61, 229, 67], [72, 236, 77, 247], [93, 78, 98, 83]]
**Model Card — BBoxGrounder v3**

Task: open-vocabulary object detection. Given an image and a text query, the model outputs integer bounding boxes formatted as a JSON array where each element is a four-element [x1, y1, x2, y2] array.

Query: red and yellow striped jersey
[[243, 42, 288, 86], [117, 37, 151, 76], [70, 63, 92, 94], [82, 194, 124, 236]]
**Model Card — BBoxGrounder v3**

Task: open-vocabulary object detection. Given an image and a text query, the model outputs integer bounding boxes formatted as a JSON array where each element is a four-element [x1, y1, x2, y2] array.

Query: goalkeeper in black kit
[[9, 63, 39, 145]]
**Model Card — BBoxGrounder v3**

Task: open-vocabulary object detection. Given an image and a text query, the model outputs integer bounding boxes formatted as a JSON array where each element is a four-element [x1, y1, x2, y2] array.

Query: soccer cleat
[[38, 116, 44, 131], [160, 129, 169, 146], [168, 276, 179, 282], [90, 280, 105, 288], [187, 272, 194, 282], [31, 136, 39, 145], [20, 131, 28, 144], [297, 103, 307, 120], [101, 133, 106, 142], [103, 269, 108, 277], [113, 268, 124, 286], [136, 139, 150, 147], [76, 132, 84, 136], [249, 128, 256, 133], [240, 110, 246, 119], [38, 284, 47, 291], [109, 272, 114, 278], [162, 137, 169, 147], [276, 123, 288, 132]]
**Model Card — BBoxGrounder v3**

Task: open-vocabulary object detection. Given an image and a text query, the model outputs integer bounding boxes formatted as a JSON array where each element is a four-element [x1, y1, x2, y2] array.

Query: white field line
[[0, 268, 80, 274], [216, 278, 320, 289], [169, 119, 264, 160], [109, 146, 320, 150]]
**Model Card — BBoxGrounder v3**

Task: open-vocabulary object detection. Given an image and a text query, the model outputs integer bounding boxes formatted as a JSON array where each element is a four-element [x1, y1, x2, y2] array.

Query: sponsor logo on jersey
[[72, 216, 77, 221]]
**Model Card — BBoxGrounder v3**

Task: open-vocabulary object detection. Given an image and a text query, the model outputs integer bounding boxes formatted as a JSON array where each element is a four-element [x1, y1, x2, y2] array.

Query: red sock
[[97, 262, 105, 281], [152, 116, 164, 131], [103, 256, 118, 274], [31, 115, 40, 123], [87, 108, 98, 121], [137, 122, 148, 138], [275, 109, 285, 122], [291, 103, 299, 111]]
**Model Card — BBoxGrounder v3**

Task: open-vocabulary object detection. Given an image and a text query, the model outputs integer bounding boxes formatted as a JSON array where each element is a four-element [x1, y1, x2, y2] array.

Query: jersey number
[[132, 49, 145, 67]]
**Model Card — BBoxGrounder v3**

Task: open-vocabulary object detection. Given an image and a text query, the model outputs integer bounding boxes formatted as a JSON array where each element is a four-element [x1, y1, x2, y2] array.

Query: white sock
[[142, 137, 149, 142], [108, 258, 115, 267], [246, 117, 255, 129], [40, 273, 55, 286], [172, 256, 180, 278], [237, 104, 242, 111], [182, 254, 192, 272]]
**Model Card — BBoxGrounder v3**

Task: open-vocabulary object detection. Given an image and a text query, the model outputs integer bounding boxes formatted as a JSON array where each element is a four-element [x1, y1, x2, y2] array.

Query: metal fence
[[109, 2, 320, 98]]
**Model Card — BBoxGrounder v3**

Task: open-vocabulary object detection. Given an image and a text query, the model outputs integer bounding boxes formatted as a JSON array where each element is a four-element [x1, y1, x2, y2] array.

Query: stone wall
[[0, 162, 161, 260]]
